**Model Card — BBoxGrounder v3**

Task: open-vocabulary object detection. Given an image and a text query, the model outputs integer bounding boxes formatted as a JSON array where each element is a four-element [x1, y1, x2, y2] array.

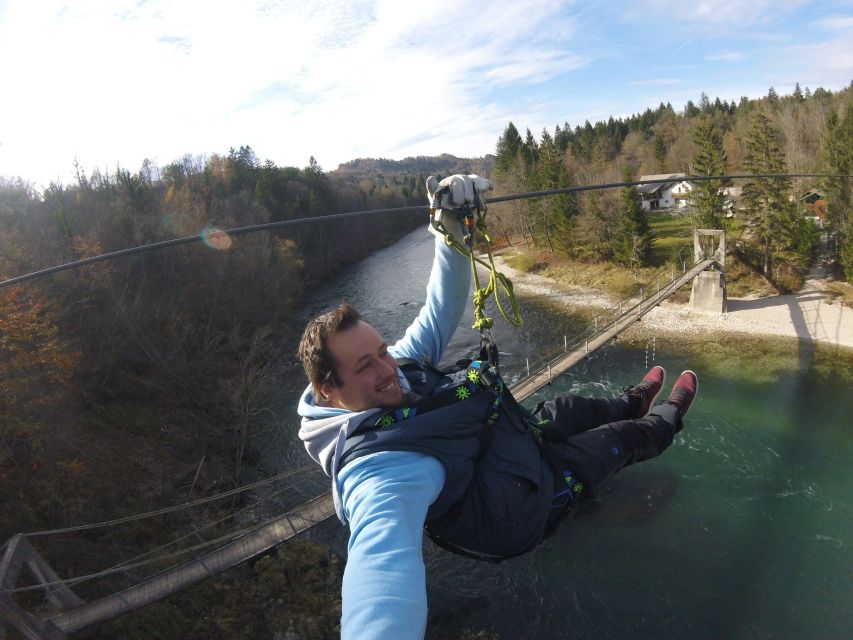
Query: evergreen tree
[[793, 82, 805, 103], [822, 100, 853, 280], [741, 112, 798, 276], [537, 129, 578, 256], [582, 191, 612, 260], [653, 134, 667, 169], [690, 116, 730, 229], [495, 122, 523, 175], [522, 128, 539, 170], [767, 86, 780, 108], [613, 167, 652, 268]]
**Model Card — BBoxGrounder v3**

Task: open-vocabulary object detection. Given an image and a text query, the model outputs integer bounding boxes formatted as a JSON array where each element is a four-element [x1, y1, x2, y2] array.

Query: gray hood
[[296, 368, 411, 521]]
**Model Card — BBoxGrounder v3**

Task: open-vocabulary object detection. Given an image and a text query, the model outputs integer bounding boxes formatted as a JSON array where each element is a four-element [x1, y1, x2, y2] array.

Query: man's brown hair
[[297, 302, 363, 398]]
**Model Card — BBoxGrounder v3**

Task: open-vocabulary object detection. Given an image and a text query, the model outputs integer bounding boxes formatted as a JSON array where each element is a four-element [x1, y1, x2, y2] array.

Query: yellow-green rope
[[429, 207, 523, 331]]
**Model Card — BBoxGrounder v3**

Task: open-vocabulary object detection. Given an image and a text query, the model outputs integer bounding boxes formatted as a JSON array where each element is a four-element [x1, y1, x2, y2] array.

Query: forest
[[0, 149, 435, 564], [1, 82, 852, 637], [487, 83, 853, 290]]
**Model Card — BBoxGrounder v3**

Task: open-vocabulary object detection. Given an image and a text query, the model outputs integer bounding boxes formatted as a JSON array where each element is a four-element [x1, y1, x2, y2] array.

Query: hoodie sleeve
[[338, 451, 446, 640], [389, 236, 471, 366]]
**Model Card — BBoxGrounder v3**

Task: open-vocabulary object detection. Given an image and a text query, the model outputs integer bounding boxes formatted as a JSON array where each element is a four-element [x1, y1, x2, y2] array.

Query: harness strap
[[355, 359, 504, 436]]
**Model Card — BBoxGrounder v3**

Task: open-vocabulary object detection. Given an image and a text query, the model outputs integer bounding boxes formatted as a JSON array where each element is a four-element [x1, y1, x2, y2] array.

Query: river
[[271, 226, 853, 640]]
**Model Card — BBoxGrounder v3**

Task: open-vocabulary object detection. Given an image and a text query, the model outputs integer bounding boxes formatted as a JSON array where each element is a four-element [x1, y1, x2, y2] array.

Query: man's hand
[[426, 174, 492, 243], [426, 174, 492, 212]]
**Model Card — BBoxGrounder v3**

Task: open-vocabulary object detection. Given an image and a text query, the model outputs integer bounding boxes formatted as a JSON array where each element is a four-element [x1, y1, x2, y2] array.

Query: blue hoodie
[[298, 235, 471, 639]]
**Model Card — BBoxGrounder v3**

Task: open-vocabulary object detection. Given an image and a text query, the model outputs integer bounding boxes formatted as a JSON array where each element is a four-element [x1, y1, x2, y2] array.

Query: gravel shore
[[492, 256, 853, 351]]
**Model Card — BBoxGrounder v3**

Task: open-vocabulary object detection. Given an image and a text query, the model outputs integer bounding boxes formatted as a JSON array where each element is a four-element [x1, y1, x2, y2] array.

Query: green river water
[[282, 228, 853, 639]]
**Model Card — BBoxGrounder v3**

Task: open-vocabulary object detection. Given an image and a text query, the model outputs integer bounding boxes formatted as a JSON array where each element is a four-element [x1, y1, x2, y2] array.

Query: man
[[297, 174, 698, 639]]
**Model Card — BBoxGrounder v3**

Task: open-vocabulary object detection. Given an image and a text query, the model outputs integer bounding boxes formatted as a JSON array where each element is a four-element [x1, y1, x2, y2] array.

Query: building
[[637, 173, 694, 210], [800, 189, 828, 227]]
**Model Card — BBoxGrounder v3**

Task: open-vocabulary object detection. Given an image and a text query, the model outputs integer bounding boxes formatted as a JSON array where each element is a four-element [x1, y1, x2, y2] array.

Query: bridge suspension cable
[[3, 467, 326, 594], [22, 464, 316, 537]]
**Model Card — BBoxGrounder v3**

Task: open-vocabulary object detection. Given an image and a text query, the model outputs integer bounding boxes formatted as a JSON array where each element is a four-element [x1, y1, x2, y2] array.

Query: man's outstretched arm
[[338, 451, 446, 639], [390, 174, 491, 366]]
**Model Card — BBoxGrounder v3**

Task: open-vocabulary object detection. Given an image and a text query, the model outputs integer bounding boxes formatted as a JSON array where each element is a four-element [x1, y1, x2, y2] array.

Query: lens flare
[[162, 212, 182, 235], [200, 227, 232, 250]]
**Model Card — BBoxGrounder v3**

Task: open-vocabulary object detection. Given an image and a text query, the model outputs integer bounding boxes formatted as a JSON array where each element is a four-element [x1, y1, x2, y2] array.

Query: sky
[[1, 0, 852, 188]]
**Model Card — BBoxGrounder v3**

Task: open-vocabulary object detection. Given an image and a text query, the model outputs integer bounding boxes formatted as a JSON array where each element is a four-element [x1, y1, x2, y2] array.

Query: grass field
[[499, 212, 781, 301], [647, 212, 694, 267]]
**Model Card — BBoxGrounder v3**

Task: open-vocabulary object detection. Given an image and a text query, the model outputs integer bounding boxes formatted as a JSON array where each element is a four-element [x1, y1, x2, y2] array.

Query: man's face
[[319, 320, 404, 412]]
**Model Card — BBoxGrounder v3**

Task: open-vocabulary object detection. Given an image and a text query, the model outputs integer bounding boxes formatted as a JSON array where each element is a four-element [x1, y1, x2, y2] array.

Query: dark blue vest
[[339, 361, 556, 560]]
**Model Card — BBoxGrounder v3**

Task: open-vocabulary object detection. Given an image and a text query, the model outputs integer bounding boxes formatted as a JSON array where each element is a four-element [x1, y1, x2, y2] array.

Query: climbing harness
[[362, 359, 506, 441], [428, 188, 523, 335]]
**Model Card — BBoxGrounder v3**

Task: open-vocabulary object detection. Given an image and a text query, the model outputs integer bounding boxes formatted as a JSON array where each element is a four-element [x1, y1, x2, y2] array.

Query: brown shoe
[[667, 370, 698, 419], [624, 365, 666, 417]]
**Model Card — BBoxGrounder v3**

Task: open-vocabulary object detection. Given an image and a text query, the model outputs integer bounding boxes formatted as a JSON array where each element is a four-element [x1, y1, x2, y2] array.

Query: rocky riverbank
[[492, 256, 853, 351]]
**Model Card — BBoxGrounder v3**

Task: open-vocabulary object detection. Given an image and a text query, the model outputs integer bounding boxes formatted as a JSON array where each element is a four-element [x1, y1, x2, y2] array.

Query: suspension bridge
[[0, 225, 727, 639]]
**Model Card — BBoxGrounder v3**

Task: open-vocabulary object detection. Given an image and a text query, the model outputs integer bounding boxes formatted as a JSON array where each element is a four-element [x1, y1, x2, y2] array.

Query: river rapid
[[270, 227, 853, 640]]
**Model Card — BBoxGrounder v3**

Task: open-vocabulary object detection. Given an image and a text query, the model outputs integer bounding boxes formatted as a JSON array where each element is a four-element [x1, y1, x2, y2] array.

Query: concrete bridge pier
[[689, 229, 727, 313]]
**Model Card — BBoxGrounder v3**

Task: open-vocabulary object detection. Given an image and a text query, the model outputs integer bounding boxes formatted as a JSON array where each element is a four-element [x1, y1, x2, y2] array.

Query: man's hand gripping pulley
[[425, 174, 523, 354]]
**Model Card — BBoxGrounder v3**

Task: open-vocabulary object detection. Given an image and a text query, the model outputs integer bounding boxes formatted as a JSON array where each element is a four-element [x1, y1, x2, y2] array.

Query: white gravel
[[491, 255, 853, 351]]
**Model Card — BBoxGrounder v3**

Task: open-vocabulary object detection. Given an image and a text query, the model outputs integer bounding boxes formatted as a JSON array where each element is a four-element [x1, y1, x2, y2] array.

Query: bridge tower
[[689, 229, 727, 313]]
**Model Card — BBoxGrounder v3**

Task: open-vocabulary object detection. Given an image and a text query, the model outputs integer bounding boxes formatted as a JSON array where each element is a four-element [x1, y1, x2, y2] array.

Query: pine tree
[[613, 167, 652, 268], [690, 116, 730, 229], [822, 100, 853, 280], [522, 128, 539, 171], [537, 129, 578, 256], [793, 82, 805, 103], [653, 135, 667, 170], [495, 122, 523, 176], [767, 86, 779, 106], [582, 191, 612, 260], [741, 112, 798, 276]]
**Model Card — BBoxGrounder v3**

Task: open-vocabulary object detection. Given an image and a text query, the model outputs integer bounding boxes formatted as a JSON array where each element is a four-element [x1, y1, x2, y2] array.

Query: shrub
[[506, 253, 544, 273]]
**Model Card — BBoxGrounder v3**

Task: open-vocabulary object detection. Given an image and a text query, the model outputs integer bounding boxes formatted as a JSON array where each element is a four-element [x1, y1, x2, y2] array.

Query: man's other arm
[[338, 451, 446, 639]]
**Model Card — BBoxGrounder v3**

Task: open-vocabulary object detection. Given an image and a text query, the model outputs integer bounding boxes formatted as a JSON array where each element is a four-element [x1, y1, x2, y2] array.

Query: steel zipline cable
[[1, 173, 848, 290]]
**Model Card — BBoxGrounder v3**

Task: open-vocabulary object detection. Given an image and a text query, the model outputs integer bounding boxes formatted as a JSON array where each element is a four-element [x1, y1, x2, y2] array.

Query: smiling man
[[296, 174, 698, 639], [305, 308, 405, 411]]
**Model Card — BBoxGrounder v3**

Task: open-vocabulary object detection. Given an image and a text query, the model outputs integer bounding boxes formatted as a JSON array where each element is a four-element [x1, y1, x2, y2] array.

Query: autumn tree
[[0, 270, 80, 532]]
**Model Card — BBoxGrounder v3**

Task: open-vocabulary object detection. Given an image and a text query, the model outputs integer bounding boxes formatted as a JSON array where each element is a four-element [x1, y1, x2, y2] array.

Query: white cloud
[[627, 79, 683, 86], [628, 0, 810, 27], [783, 37, 853, 82], [0, 0, 587, 185], [811, 15, 853, 31], [706, 51, 746, 62]]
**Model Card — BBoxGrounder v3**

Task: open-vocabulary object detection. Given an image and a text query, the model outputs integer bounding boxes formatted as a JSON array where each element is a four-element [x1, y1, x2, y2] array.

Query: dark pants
[[529, 393, 682, 526]]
